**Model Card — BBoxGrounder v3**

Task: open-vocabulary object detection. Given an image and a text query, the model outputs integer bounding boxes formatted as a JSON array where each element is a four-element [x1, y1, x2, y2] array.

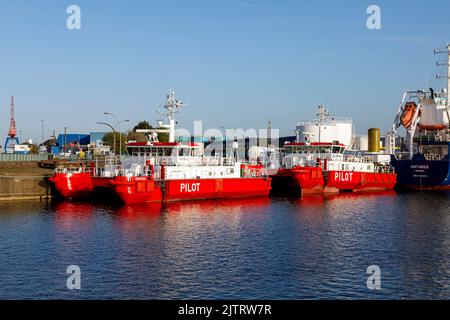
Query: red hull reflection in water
[[116, 202, 164, 218], [164, 196, 271, 215], [52, 201, 95, 216], [323, 189, 397, 201], [52, 201, 95, 230], [117, 196, 271, 217], [287, 190, 398, 208]]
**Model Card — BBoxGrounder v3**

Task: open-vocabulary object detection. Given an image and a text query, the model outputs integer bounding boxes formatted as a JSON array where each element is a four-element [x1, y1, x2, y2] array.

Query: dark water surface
[[0, 191, 449, 299]]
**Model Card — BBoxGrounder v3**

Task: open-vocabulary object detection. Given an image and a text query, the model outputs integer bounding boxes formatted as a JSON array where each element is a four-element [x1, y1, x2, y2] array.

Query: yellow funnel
[[368, 128, 380, 153]]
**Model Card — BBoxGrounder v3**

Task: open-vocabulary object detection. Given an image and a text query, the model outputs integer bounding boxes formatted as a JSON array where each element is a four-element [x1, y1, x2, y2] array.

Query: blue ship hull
[[391, 154, 450, 190]]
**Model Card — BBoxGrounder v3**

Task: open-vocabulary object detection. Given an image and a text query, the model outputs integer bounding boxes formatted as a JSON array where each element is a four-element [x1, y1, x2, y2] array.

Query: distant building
[[90, 132, 108, 145], [92, 143, 112, 156], [14, 144, 30, 154], [56, 134, 90, 147], [55, 133, 89, 155]]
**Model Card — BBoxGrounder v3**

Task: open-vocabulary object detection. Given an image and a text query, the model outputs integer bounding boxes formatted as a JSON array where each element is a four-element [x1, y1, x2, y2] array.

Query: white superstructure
[[281, 142, 391, 173], [389, 45, 450, 157]]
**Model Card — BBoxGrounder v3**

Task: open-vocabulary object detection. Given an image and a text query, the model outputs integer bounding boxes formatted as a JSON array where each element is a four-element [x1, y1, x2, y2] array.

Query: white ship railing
[[343, 156, 373, 163], [154, 156, 236, 167], [54, 166, 93, 174], [393, 152, 410, 161], [375, 165, 394, 174], [297, 117, 353, 126], [423, 153, 447, 161]]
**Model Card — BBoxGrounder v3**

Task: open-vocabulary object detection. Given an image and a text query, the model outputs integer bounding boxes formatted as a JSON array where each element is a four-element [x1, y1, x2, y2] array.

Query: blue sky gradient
[[0, 0, 449, 143]]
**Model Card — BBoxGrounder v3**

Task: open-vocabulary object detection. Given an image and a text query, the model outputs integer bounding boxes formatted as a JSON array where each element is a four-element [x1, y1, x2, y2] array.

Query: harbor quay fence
[[0, 154, 50, 162]]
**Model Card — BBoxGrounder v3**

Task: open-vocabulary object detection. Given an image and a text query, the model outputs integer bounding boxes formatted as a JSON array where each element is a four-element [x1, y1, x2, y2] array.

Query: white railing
[[154, 155, 236, 167], [343, 156, 373, 163], [423, 153, 446, 161], [393, 152, 410, 161], [297, 117, 353, 126], [54, 166, 93, 174], [376, 165, 395, 174]]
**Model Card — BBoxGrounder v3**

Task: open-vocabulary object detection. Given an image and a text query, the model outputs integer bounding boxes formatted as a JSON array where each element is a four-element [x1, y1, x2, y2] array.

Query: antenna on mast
[[156, 89, 186, 142], [316, 106, 330, 126], [434, 44, 450, 104], [315, 105, 330, 143]]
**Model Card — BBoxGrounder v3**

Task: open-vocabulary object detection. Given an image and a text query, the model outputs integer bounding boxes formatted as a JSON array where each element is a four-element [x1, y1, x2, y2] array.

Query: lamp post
[[117, 119, 130, 154], [104, 112, 130, 155], [64, 126, 67, 154], [96, 121, 116, 155], [41, 120, 44, 144]]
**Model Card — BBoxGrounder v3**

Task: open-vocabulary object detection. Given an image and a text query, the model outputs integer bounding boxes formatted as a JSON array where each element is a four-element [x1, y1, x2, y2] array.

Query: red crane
[[8, 96, 16, 138]]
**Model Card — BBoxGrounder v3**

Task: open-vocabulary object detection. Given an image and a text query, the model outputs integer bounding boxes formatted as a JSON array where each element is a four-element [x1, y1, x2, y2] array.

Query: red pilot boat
[[49, 166, 94, 199], [49, 160, 118, 200], [272, 107, 396, 195], [110, 90, 271, 204], [110, 143, 271, 204], [272, 141, 396, 194]]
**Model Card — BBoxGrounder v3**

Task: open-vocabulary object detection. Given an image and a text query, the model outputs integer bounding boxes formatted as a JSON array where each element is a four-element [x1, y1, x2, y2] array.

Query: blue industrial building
[[56, 134, 90, 148]]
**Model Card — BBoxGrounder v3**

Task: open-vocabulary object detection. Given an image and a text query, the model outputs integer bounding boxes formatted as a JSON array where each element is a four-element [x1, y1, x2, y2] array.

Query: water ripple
[[0, 192, 449, 299]]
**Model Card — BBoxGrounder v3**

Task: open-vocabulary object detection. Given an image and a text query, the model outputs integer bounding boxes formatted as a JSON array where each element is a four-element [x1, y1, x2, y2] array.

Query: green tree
[[102, 132, 128, 155], [29, 144, 39, 154], [127, 131, 147, 143], [133, 121, 153, 131], [157, 130, 169, 143], [131, 121, 169, 143]]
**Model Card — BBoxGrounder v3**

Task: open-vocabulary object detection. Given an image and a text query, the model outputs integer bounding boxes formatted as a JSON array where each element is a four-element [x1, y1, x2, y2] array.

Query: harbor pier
[[0, 158, 54, 201]]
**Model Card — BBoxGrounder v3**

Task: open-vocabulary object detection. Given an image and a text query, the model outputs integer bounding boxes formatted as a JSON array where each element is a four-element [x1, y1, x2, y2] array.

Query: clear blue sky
[[0, 0, 449, 143]]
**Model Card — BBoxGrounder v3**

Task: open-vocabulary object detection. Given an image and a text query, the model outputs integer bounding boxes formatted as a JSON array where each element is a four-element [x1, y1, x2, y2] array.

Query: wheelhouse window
[[332, 146, 343, 154]]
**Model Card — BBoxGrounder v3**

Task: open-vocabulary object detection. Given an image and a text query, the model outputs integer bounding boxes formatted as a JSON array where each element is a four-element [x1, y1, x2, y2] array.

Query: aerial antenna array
[[434, 44, 450, 103], [155, 89, 186, 143]]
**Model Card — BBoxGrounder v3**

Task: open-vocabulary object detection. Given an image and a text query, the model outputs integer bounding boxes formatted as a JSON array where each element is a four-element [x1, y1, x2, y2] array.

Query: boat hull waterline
[[272, 167, 396, 194], [110, 176, 272, 204], [49, 172, 113, 200]]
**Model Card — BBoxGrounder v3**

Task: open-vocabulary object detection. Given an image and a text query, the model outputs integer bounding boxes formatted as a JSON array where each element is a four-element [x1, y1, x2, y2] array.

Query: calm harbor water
[[0, 192, 449, 299]]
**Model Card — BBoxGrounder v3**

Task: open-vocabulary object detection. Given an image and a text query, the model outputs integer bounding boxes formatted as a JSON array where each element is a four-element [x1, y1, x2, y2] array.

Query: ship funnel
[[368, 128, 381, 153]]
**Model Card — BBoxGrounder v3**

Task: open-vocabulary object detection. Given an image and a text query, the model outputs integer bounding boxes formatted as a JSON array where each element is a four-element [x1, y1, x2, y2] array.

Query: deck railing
[[154, 156, 237, 167], [423, 153, 446, 161]]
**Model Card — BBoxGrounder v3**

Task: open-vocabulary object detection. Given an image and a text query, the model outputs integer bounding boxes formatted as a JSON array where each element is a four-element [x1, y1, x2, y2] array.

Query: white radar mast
[[156, 89, 185, 143]]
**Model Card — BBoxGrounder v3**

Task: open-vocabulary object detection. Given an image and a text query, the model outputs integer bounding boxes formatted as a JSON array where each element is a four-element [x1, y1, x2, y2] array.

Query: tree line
[[102, 121, 169, 155]]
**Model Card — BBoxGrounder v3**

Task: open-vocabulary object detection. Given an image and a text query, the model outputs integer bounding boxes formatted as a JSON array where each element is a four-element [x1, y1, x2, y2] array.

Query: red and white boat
[[49, 159, 118, 199], [272, 107, 396, 194], [110, 91, 271, 204], [110, 143, 271, 204]]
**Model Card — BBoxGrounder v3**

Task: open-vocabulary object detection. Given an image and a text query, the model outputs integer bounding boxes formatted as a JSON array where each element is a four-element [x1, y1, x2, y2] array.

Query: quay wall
[[0, 161, 54, 201]]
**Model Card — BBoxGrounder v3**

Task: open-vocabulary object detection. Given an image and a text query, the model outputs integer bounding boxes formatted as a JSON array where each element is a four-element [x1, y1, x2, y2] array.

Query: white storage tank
[[295, 106, 354, 148], [354, 135, 369, 151]]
